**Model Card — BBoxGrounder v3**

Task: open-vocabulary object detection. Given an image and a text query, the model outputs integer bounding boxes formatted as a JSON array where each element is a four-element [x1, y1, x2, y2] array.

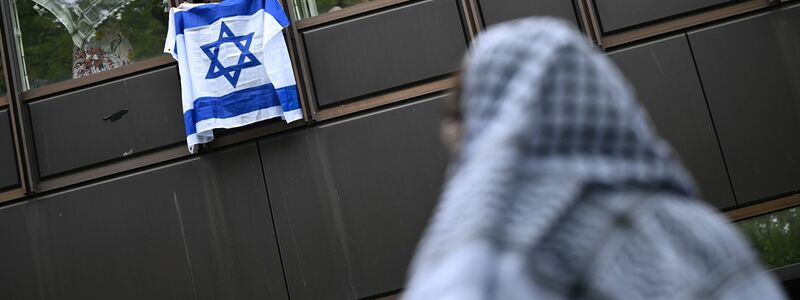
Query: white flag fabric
[[164, 0, 302, 153]]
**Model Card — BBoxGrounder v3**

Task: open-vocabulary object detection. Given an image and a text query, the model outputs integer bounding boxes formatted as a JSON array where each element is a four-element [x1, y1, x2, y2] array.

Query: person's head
[[438, 17, 695, 194]]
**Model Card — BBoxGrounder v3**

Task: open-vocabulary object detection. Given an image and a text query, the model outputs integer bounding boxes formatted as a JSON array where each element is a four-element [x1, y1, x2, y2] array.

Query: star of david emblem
[[200, 22, 262, 87]]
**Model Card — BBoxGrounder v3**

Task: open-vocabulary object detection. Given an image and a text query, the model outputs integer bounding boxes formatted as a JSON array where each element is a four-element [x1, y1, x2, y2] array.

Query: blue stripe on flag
[[174, 0, 290, 35], [276, 85, 301, 111], [184, 83, 299, 135], [265, 0, 291, 27]]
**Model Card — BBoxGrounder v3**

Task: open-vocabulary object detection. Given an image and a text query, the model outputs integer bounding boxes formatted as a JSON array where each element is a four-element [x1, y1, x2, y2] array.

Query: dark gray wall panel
[[477, 0, 576, 27], [127, 67, 185, 155], [32, 169, 196, 299], [0, 203, 41, 300], [29, 66, 184, 177], [595, 0, 731, 32], [27, 143, 287, 299], [172, 143, 289, 300], [688, 6, 800, 203], [608, 35, 735, 208], [303, 0, 467, 107], [260, 95, 449, 299], [0, 109, 18, 190]]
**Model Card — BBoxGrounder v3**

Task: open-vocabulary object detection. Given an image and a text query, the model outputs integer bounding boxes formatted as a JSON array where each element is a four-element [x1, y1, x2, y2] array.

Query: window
[[11, 0, 170, 90], [292, 0, 370, 19], [737, 206, 800, 269]]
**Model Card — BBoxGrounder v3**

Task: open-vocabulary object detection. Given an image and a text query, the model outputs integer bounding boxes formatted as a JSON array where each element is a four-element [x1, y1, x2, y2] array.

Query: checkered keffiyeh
[[33, 0, 136, 47], [404, 18, 784, 300]]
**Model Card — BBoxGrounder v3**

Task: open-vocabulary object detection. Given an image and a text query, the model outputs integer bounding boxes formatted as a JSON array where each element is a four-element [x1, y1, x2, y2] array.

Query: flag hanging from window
[[164, 0, 302, 153]]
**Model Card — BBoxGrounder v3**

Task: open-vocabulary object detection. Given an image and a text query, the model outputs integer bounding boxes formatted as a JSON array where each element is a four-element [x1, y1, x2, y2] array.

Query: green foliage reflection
[[15, 0, 167, 89], [737, 206, 800, 269]]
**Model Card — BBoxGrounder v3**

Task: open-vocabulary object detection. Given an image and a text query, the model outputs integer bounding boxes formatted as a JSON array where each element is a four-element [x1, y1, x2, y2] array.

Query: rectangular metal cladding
[[28, 66, 184, 178], [259, 95, 449, 299], [19, 142, 287, 299], [477, 0, 577, 27], [608, 34, 735, 208], [594, 0, 732, 33], [302, 0, 467, 107], [172, 143, 289, 300], [0, 109, 18, 190], [609, 35, 736, 208], [688, 5, 800, 203], [0, 203, 40, 299]]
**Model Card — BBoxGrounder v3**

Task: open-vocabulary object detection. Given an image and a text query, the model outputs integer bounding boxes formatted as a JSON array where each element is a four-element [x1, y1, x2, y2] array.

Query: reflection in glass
[[12, 0, 169, 90], [293, 0, 369, 19], [737, 206, 800, 269]]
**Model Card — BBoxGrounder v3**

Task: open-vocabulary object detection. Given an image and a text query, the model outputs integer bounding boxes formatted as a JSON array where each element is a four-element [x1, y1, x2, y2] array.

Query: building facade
[[0, 0, 798, 299]]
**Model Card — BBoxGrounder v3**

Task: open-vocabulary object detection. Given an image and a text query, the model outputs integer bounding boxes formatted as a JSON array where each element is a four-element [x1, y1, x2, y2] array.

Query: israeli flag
[[164, 0, 302, 153]]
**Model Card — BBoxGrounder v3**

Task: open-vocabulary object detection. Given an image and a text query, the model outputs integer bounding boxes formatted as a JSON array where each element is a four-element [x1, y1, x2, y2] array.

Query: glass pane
[[737, 206, 800, 269], [293, 0, 370, 19], [12, 0, 169, 90]]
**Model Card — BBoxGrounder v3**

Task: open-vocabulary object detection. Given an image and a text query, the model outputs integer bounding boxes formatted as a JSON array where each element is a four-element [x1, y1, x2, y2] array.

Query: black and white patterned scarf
[[404, 18, 784, 300]]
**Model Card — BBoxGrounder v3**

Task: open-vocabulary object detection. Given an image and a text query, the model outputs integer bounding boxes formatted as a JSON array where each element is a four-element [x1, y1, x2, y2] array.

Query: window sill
[[314, 76, 456, 121], [21, 55, 176, 102], [0, 187, 24, 204], [726, 193, 800, 221], [596, 0, 768, 49], [772, 262, 800, 281]]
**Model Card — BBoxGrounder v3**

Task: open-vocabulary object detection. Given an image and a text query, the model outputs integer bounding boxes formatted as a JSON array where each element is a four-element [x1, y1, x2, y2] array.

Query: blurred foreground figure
[[404, 18, 785, 300]]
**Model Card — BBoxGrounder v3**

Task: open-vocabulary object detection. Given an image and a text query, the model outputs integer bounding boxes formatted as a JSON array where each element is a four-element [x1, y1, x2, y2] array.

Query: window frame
[[293, 0, 411, 29], [0, 0, 311, 196], [287, 0, 473, 121], [0, 97, 22, 203], [0, 0, 794, 201], [773, 262, 800, 281], [0, 0, 186, 197], [726, 193, 800, 222], [582, 0, 772, 49], [19, 55, 175, 102], [0, 1, 28, 203], [8, 0, 179, 102]]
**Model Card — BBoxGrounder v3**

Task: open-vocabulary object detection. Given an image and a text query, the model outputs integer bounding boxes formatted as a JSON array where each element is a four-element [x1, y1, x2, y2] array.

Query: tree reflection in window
[[737, 206, 800, 269], [12, 0, 169, 89]]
